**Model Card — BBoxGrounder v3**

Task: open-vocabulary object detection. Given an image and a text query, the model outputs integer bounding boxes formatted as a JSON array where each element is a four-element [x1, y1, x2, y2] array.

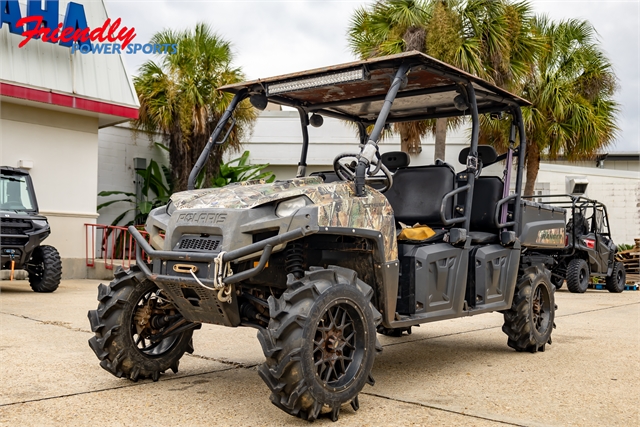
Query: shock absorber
[[285, 242, 305, 279]]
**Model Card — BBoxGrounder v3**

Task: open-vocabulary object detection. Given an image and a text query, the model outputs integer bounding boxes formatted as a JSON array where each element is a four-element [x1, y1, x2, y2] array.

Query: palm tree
[[348, 0, 540, 159], [133, 23, 256, 191], [480, 17, 619, 195]]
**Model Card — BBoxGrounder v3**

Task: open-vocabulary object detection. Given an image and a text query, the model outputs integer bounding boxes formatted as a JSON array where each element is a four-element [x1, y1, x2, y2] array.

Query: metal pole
[[500, 122, 516, 226], [187, 89, 249, 190], [296, 108, 309, 177], [462, 82, 479, 232], [368, 63, 410, 144], [355, 63, 410, 196], [513, 107, 527, 235]]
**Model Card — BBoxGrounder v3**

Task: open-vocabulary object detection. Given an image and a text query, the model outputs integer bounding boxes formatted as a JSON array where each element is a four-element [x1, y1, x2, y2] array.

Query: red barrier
[[85, 224, 156, 270]]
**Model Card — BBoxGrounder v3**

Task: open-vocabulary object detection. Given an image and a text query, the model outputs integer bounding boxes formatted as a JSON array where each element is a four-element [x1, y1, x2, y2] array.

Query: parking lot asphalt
[[1, 278, 638, 427]]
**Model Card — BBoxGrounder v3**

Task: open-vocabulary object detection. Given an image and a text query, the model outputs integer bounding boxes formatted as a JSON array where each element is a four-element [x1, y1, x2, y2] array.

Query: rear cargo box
[[519, 200, 566, 249]]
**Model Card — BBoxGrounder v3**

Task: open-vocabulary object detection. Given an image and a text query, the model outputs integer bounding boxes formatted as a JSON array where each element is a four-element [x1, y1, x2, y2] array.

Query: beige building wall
[[1, 102, 99, 278]]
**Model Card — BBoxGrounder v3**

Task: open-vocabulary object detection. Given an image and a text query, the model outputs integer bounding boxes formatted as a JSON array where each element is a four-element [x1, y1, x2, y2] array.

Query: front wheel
[[605, 261, 626, 293], [87, 266, 195, 381], [258, 267, 381, 422], [566, 258, 590, 293], [27, 245, 62, 292], [502, 266, 555, 353]]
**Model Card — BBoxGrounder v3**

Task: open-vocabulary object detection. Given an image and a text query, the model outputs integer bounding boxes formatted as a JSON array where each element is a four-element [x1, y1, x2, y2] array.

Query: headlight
[[32, 219, 48, 228], [275, 196, 310, 217], [166, 200, 176, 216]]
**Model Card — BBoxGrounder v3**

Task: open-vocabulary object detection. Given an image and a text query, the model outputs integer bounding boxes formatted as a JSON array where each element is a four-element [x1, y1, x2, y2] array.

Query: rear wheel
[[502, 266, 555, 353], [605, 262, 626, 293], [566, 258, 590, 293], [27, 245, 62, 293], [87, 266, 195, 381], [258, 267, 381, 422]]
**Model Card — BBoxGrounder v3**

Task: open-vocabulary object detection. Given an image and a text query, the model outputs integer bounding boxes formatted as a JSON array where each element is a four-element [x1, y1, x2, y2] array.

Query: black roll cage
[[188, 58, 529, 236]]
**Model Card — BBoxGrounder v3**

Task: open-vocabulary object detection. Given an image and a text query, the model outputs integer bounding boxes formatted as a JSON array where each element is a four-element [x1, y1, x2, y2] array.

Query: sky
[[105, 0, 640, 153]]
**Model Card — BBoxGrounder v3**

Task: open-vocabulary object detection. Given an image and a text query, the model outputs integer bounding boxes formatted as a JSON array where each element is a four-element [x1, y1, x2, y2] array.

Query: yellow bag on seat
[[397, 224, 436, 241]]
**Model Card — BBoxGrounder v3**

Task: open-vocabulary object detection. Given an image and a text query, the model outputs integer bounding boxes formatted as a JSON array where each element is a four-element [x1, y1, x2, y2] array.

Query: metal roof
[[220, 51, 530, 123]]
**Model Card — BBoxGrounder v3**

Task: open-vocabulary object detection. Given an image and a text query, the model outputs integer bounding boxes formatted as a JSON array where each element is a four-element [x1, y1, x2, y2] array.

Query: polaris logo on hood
[[177, 212, 227, 225]]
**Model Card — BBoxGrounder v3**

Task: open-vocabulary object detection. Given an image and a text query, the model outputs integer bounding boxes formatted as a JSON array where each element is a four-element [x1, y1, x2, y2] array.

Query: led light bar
[[267, 68, 365, 96]]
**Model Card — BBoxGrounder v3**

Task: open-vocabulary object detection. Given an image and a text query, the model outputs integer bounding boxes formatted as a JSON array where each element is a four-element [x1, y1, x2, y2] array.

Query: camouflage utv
[[88, 52, 565, 422]]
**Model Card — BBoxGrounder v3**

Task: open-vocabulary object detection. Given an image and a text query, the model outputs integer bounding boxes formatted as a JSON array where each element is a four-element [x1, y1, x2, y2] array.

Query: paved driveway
[[1, 279, 638, 426]]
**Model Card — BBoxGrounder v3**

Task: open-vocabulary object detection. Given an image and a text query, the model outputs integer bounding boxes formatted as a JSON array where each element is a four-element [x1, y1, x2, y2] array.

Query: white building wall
[[1, 102, 99, 277], [247, 110, 471, 176], [96, 123, 168, 226]]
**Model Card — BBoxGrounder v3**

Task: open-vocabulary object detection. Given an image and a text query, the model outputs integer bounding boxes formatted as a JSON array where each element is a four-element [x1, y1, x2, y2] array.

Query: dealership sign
[[0, 0, 176, 54]]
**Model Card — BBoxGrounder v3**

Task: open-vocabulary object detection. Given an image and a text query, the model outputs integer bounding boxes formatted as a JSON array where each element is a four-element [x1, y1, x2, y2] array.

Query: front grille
[[1, 236, 28, 246], [1, 219, 31, 245], [176, 235, 222, 252], [1, 218, 32, 236]]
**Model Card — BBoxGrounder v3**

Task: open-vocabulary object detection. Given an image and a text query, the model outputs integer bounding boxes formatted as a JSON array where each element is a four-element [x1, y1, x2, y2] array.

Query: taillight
[[584, 238, 595, 249], [565, 234, 569, 246]]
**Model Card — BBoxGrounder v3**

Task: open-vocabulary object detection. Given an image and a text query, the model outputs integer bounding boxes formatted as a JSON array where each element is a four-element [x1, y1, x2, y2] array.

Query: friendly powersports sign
[[0, 0, 177, 54]]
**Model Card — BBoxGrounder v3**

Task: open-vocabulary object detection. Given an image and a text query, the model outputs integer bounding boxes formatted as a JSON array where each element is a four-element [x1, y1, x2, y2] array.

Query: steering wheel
[[333, 153, 393, 193]]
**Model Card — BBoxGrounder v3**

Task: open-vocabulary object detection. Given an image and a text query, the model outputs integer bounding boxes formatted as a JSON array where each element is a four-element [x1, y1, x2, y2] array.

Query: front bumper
[[128, 225, 317, 326], [1, 228, 49, 269]]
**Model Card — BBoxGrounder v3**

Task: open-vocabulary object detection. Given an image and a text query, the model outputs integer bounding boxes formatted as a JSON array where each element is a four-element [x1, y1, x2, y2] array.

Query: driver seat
[[384, 164, 456, 228]]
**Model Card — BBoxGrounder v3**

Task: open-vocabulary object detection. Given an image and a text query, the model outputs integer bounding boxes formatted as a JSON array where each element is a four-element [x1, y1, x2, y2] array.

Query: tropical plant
[[97, 159, 172, 227], [480, 17, 618, 195], [617, 243, 634, 252], [133, 23, 257, 191], [347, 0, 541, 159], [206, 151, 275, 188]]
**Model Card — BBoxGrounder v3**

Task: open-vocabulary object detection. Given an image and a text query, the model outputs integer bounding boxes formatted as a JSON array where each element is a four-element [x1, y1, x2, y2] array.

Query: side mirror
[[249, 94, 268, 110]]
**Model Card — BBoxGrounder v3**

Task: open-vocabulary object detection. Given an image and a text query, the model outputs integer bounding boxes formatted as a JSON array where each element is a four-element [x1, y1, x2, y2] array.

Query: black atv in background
[[1, 166, 62, 292], [524, 195, 626, 293]]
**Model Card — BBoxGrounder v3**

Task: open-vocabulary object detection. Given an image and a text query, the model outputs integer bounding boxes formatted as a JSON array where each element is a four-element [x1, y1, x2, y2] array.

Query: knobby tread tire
[[87, 265, 194, 381], [28, 245, 62, 293], [605, 261, 626, 293], [502, 265, 555, 353], [257, 266, 381, 422], [566, 258, 589, 293]]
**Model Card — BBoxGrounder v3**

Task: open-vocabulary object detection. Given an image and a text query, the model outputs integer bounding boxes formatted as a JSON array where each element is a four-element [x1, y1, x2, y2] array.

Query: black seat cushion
[[385, 165, 455, 226], [470, 176, 504, 232], [469, 231, 498, 244], [381, 151, 410, 172]]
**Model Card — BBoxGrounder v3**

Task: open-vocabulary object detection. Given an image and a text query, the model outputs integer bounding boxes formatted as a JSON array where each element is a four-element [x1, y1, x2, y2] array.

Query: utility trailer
[[88, 51, 564, 422]]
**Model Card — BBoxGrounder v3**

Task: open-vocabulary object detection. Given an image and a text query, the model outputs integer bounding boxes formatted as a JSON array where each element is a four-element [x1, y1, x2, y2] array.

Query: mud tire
[[566, 258, 590, 293], [28, 245, 62, 293], [605, 261, 626, 293], [87, 265, 194, 381], [258, 266, 381, 422], [502, 266, 555, 353]]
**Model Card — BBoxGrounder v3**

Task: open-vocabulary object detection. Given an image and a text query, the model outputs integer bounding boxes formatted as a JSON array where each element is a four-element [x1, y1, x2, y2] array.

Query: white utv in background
[[88, 52, 564, 422]]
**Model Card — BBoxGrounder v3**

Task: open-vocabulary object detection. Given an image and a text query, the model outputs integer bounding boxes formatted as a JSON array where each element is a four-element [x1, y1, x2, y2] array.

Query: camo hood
[[170, 176, 398, 261], [170, 177, 326, 210]]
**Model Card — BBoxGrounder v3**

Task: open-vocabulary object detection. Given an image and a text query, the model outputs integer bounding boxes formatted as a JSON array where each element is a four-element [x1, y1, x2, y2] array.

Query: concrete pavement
[[1, 279, 638, 426]]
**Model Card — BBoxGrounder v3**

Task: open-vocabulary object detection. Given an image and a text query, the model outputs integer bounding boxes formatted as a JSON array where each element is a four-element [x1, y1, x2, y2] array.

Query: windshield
[[0, 173, 36, 212]]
